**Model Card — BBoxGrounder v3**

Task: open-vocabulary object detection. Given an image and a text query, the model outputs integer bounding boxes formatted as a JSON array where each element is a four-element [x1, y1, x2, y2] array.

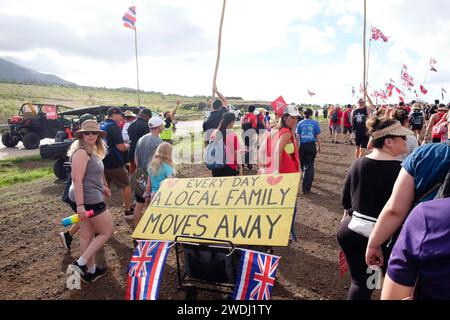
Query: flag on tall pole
[[123, 6, 136, 29], [122, 6, 141, 106]]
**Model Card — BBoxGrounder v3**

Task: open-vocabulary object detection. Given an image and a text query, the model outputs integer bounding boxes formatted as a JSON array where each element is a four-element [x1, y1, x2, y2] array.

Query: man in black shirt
[[128, 108, 152, 174], [352, 98, 370, 159], [202, 87, 229, 146], [100, 107, 133, 220]]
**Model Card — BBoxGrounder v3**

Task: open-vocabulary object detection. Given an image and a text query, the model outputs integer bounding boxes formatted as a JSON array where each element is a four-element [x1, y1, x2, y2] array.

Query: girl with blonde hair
[[143, 142, 175, 205]]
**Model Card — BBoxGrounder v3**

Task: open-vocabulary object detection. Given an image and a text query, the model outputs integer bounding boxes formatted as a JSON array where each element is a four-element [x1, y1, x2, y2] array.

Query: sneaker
[[124, 209, 134, 221], [88, 267, 108, 283], [59, 232, 73, 251], [70, 262, 91, 283]]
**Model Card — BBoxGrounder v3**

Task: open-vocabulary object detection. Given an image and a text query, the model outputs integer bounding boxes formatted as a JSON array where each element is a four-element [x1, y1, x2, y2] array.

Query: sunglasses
[[82, 131, 100, 136]]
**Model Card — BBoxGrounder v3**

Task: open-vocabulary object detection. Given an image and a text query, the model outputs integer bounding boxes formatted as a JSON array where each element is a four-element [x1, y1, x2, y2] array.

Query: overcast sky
[[1, 0, 449, 104]]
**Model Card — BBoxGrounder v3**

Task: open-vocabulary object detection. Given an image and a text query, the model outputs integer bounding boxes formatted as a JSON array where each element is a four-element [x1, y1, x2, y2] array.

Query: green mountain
[[0, 58, 76, 86]]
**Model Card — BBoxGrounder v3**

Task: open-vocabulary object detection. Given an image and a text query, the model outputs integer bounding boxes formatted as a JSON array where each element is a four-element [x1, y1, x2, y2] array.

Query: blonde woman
[[68, 120, 114, 283], [142, 142, 175, 208]]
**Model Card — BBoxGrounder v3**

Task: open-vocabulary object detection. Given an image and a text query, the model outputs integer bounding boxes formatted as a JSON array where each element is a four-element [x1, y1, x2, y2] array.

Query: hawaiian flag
[[232, 250, 281, 300], [371, 27, 389, 42], [420, 85, 428, 95], [126, 241, 171, 300], [271, 96, 288, 117], [123, 6, 137, 30], [307, 90, 316, 97]]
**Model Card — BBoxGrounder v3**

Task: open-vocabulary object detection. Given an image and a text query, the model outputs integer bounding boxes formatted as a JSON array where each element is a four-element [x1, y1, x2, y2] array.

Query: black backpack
[[331, 110, 339, 123]]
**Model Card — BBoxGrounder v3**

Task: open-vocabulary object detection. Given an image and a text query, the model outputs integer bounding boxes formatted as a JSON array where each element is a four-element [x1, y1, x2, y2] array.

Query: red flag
[[430, 66, 437, 72], [402, 64, 408, 70], [371, 27, 389, 42], [399, 96, 405, 103], [386, 83, 394, 97], [307, 90, 316, 97], [420, 85, 428, 95], [271, 96, 287, 117]]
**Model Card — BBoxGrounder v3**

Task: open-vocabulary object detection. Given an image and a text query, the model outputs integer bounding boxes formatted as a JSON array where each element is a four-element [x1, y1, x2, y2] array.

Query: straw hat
[[372, 121, 414, 140], [123, 110, 137, 118], [75, 120, 107, 139]]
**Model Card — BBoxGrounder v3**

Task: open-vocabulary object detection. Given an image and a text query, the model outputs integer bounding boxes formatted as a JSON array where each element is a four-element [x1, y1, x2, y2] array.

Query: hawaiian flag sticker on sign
[[126, 240, 171, 300], [271, 96, 288, 117], [123, 6, 137, 30], [232, 249, 281, 300]]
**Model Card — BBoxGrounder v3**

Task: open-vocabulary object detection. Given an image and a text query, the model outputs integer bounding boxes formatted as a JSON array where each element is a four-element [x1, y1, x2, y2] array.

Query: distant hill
[[0, 58, 77, 86]]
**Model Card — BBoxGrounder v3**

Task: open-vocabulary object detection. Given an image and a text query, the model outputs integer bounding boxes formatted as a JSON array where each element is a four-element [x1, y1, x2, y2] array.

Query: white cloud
[[337, 15, 356, 33]]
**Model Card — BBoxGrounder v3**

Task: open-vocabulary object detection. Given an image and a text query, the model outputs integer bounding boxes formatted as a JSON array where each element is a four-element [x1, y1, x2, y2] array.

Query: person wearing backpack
[[330, 105, 343, 144], [343, 105, 354, 145], [408, 104, 424, 140], [67, 120, 113, 283], [133, 117, 163, 228], [100, 107, 133, 221], [366, 125, 450, 272], [209, 112, 243, 177], [423, 105, 448, 144]]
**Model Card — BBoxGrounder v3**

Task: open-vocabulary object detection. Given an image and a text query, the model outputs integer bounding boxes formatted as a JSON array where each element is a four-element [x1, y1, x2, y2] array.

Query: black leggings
[[337, 214, 391, 300]]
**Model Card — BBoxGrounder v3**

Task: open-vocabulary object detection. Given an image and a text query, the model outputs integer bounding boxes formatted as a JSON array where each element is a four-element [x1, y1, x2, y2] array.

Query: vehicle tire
[[22, 132, 41, 149], [1, 132, 19, 148], [53, 157, 68, 180], [55, 131, 68, 143]]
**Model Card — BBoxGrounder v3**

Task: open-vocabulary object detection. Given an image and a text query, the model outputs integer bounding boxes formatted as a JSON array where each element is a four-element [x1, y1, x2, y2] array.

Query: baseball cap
[[148, 116, 164, 128], [107, 107, 123, 117], [283, 105, 301, 117]]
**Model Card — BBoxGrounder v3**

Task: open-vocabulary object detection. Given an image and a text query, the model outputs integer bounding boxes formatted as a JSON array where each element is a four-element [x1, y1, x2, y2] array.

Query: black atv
[[1, 103, 71, 149], [40, 105, 153, 180]]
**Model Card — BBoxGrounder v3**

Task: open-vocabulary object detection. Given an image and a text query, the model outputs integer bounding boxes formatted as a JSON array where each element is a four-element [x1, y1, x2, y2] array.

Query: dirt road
[[0, 122, 361, 300]]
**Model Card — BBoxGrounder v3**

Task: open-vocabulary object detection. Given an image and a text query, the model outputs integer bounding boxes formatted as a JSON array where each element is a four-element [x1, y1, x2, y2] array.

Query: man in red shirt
[[330, 104, 344, 144], [343, 104, 354, 145]]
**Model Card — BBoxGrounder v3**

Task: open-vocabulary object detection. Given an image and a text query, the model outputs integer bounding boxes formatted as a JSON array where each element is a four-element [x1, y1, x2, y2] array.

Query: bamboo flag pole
[[363, 0, 367, 102], [134, 28, 141, 107], [212, 0, 227, 100]]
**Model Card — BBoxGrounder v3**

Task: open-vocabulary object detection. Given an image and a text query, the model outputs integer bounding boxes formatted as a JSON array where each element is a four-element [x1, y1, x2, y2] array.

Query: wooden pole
[[212, 0, 227, 101], [134, 28, 141, 107], [363, 0, 367, 102]]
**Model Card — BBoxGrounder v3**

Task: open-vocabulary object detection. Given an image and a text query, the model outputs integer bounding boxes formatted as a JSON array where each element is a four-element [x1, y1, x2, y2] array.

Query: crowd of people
[[59, 92, 450, 300]]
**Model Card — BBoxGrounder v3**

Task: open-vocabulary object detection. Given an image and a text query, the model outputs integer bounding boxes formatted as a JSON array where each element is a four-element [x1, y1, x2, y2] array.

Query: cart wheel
[[1, 132, 19, 148]]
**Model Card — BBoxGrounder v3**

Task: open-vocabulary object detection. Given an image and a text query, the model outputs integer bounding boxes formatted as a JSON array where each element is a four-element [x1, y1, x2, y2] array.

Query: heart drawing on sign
[[267, 176, 283, 186], [167, 180, 178, 188]]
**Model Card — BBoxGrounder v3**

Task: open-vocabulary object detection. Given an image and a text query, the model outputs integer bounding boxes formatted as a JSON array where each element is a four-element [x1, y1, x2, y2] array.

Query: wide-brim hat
[[123, 110, 137, 118], [372, 121, 414, 140], [74, 119, 107, 139]]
